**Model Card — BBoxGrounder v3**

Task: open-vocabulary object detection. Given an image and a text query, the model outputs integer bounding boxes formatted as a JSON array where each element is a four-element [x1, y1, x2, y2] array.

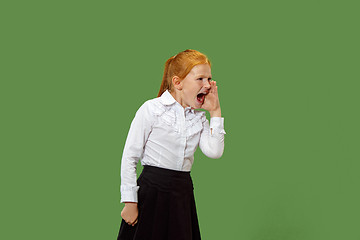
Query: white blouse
[[120, 90, 226, 202]]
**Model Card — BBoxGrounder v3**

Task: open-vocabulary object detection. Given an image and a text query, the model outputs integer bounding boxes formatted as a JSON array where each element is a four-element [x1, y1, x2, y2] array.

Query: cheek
[[192, 82, 202, 90], [185, 89, 196, 98], [184, 82, 201, 98]]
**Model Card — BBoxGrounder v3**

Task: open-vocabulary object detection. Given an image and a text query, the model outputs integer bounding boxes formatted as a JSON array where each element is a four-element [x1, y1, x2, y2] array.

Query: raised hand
[[201, 81, 221, 117]]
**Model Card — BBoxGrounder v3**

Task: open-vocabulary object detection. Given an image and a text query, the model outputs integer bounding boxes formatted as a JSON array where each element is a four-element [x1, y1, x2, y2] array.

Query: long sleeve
[[199, 117, 226, 159], [120, 101, 154, 203]]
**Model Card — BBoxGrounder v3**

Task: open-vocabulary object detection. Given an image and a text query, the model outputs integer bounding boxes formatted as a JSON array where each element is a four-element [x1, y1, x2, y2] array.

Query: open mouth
[[196, 93, 206, 105]]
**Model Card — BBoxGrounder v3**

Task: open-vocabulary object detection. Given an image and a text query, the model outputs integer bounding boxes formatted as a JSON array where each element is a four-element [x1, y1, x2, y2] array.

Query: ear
[[172, 76, 183, 90]]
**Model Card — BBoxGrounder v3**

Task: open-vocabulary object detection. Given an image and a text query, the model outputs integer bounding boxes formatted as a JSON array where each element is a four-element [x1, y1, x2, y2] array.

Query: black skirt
[[117, 165, 201, 240]]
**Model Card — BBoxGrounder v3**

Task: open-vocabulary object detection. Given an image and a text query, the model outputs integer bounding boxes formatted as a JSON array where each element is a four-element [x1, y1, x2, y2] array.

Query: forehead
[[188, 64, 212, 77]]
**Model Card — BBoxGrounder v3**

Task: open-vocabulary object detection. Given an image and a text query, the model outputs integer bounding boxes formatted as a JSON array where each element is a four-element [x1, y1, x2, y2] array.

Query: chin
[[193, 103, 202, 109]]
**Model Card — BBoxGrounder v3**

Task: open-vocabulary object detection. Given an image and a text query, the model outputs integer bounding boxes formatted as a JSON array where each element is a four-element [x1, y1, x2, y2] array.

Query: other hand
[[121, 202, 138, 226]]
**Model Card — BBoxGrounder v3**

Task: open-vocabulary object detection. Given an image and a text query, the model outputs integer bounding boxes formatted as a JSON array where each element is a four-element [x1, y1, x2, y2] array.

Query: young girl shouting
[[117, 49, 226, 240]]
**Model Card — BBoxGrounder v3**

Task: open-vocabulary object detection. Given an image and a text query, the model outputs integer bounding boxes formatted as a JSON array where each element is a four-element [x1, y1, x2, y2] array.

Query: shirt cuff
[[120, 185, 140, 203], [210, 117, 226, 134]]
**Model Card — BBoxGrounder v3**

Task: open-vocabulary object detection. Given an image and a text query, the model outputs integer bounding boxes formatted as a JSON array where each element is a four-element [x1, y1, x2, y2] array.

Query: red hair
[[157, 49, 211, 97]]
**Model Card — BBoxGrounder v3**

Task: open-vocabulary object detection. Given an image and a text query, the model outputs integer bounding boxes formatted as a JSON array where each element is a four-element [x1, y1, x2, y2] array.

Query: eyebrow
[[196, 74, 212, 78]]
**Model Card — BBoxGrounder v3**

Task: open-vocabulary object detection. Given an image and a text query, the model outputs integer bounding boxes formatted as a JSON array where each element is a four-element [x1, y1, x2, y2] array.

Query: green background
[[1, 0, 359, 239]]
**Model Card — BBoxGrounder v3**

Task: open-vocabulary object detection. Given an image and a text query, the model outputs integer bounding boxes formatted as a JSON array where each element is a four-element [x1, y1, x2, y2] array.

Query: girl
[[117, 49, 226, 240]]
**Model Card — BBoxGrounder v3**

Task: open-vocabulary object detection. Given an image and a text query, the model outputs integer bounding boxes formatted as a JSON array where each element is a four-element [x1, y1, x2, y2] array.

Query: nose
[[203, 79, 211, 89]]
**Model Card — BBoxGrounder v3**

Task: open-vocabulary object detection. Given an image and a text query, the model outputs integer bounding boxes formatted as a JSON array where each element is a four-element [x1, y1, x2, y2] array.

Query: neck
[[170, 90, 187, 109]]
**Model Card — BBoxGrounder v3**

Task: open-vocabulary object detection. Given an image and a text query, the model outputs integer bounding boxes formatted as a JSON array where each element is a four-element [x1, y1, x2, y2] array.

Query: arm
[[200, 81, 226, 158], [121, 101, 153, 202], [120, 101, 153, 225], [199, 117, 225, 158]]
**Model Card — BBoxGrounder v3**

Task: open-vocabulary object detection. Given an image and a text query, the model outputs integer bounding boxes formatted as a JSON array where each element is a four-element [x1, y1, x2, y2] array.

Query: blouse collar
[[159, 90, 176, 106], [159, 90, 195, 114]]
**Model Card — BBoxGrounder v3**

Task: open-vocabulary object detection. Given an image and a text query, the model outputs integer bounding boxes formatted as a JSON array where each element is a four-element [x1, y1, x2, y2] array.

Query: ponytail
[[157, 56, 175, 97]]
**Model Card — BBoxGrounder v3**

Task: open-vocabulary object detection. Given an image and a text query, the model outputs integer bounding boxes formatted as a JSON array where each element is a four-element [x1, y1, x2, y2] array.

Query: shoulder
[[139, 97, 178, 128], [135, 96, 165, 117]]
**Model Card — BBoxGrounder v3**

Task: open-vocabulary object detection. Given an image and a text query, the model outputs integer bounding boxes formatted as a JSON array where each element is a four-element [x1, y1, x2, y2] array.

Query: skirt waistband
[[142, 165, 190, 177], [139, 165, 193, 193]]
